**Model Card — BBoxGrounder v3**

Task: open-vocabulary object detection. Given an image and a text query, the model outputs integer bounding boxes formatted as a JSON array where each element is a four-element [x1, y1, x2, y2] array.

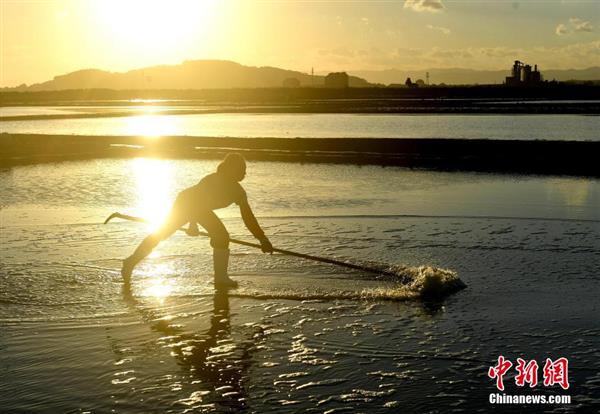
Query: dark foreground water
[[1, 159, 599, 412]]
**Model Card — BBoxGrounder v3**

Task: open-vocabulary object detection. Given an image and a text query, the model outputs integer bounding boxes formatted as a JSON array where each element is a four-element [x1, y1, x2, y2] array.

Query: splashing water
[[232, 264, 466, 302], [371, 265, 467, 300]]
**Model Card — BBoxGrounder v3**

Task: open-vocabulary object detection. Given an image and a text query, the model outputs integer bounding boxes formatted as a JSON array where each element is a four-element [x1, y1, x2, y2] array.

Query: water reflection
[[3, 113, 599, 141], [121, 289, 256, 411], [545, 178, 594, 207], [124, 114, 180, 137], [140, 275, 174, 304], [131, 158, 174, 230]]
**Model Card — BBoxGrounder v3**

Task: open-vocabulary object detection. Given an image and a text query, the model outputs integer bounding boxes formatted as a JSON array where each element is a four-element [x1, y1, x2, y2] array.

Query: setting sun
[[90, 0, 219, 58]]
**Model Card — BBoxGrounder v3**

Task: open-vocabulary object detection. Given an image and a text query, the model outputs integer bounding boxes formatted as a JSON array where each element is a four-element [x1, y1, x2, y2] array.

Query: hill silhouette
[[6, 60, 598, 91], [7, 60, 373, 91]]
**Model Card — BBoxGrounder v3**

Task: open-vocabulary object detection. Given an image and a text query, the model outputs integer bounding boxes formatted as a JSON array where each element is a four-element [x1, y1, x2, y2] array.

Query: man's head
[[217, 153, 246, 182]]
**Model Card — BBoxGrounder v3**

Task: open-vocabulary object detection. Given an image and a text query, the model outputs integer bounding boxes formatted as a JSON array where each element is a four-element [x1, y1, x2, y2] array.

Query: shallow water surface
[[2, 112, 599, 141], [1, 159, 599, 412]]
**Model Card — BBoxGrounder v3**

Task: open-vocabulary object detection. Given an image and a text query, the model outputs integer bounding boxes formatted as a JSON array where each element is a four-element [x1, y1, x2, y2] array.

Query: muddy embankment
[[2, 133, 599, 177]]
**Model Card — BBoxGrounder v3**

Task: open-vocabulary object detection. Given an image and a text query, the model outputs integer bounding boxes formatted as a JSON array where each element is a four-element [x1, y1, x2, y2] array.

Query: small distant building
[[405, 77, 421, 88], [505, 60, 543, 86], [282, 78, 300, 88], [324, 72, 349, 88]]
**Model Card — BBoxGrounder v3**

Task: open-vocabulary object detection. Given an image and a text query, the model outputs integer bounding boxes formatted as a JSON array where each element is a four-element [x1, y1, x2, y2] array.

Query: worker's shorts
[[153, 191, 229, 249]]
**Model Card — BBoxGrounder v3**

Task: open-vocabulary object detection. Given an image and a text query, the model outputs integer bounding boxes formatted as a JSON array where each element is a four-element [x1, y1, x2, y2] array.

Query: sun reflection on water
[[125, 114, 180, 137], [139, 262, 176, 303], [132, 105, 163, 114], [141, 277, 174, 304], [132, 157, 174, 231]]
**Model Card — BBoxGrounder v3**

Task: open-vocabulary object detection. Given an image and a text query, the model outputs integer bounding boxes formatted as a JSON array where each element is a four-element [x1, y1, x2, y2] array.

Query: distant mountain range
[[5, 60, 371, 91], [351, 67, 600, 86], [3, 60, 599, 91]]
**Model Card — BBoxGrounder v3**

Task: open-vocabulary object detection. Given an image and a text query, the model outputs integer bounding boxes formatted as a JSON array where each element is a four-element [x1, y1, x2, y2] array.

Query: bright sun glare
[[92, 0, 216, 54], [125, 114, 180, 137], [142, 275, 174, 303], [132, 157, 174, 230]]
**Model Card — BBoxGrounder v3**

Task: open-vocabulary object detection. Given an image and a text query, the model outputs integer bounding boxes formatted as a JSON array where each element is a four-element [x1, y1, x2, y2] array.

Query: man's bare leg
[[121, 234, 160, 284]]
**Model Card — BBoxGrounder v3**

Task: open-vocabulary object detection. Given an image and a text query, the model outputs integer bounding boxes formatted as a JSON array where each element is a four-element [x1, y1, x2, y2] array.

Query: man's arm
[[239, 198, 273, 253]]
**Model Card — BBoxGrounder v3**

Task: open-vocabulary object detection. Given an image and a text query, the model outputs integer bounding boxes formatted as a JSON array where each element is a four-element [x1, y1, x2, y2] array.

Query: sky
[[1, 0, 598, 87]]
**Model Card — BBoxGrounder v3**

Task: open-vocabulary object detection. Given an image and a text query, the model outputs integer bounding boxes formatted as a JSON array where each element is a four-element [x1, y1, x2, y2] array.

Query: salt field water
[[2, 112, 599, 141], [1, 159, 599, 412]]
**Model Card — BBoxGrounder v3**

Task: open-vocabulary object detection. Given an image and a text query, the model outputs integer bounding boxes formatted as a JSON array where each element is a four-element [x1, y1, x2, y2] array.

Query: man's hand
[[259, 236, 274, 253], [185, 222, 200, 237]]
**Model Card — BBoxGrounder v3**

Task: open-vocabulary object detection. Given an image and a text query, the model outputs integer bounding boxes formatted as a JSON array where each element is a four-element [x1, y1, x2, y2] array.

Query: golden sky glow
[[1, 0, 598, 87]]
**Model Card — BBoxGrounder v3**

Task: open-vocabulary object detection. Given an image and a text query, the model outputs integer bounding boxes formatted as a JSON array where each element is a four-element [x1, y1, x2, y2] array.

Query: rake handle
[[104, 212, 394, 277]]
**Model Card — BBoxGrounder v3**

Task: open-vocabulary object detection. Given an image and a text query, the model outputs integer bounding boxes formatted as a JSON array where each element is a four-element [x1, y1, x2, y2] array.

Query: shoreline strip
[[1, 133, 598, 177]]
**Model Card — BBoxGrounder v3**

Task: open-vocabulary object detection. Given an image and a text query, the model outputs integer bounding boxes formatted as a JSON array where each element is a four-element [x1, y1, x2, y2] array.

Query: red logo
[[488, 356, 570, 390], [543, 357, 570, 390], [515, 358, 539, 388], [488, 355, 513, 391]]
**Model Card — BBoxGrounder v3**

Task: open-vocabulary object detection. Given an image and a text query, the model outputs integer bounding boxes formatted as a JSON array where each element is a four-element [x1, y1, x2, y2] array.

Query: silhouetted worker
[[121, 153, 273, 288]]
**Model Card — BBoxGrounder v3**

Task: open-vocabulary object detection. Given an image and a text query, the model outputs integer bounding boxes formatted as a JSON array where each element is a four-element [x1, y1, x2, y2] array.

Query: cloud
[[395, 48, 427, 58], [529, 40, 600, 68], [318, 47, 355, 58], [569, 17, 593, 32], [431, 49, 465, 59], [556, 23, 569, 36], [478, 47, 515, 58], [556, 17, 593, 36], [309, 40, 600, 71], [404, 0, 444, 13], [426, 24, 451, 35]]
